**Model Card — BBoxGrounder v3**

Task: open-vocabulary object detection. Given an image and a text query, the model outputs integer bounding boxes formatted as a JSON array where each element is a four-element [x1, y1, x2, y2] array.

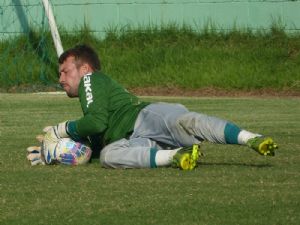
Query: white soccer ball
[[43, 138, 92, 165]]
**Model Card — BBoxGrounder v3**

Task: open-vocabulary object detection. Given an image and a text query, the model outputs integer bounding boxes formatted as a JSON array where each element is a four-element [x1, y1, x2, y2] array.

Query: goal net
[[0, 0, 61, 91]]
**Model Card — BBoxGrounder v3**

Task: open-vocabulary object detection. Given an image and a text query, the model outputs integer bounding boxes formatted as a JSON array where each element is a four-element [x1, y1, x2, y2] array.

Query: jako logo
[[83, 74, 93, 108]]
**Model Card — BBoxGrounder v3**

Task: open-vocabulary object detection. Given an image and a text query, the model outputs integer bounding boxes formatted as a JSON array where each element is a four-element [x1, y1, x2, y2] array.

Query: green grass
[[1, 25, 300, 91], [1, 93, 299, 225]]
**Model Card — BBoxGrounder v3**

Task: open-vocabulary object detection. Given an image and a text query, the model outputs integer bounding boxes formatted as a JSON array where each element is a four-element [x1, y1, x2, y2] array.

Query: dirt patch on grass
[[1, 85, 299, 97], [130, 87, 300, 97]]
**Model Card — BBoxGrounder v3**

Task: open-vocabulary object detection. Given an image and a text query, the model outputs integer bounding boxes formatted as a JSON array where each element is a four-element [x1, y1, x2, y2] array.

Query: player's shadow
[[200, 162, 273, 168]]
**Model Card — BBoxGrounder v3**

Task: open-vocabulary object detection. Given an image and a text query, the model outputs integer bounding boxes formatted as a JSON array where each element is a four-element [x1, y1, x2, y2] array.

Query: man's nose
[[59, 74, 64, 82]]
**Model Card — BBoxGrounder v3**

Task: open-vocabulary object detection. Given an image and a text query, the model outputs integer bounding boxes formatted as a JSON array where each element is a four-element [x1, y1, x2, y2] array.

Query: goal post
[[41, 0, 63, 57]]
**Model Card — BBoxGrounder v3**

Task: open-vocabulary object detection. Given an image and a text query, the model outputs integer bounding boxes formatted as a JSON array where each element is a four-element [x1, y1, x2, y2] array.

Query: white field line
[[28, 92, 258, 100]]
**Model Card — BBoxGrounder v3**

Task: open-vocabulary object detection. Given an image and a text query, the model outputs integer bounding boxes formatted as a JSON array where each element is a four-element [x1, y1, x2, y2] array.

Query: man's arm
[[44, 73, 110, 142]]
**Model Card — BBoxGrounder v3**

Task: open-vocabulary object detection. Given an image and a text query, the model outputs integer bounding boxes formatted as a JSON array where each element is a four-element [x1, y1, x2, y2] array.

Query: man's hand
[[27, 146, 45, 166], [42, 122, 70, 164], [43, 121, 69, 142], [26, 134, 57, 165]]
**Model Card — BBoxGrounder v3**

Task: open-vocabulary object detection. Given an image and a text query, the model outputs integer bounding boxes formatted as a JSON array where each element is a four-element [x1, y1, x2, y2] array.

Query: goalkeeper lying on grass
[[27, 44, 278, 170]]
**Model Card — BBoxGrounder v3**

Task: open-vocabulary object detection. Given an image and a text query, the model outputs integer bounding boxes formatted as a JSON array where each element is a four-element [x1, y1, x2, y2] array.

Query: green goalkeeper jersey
[[68, 71, 149, 147]]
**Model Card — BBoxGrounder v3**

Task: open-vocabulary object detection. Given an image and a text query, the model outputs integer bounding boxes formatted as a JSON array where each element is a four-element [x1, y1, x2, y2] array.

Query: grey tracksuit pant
[[100, 102, 228, 168]]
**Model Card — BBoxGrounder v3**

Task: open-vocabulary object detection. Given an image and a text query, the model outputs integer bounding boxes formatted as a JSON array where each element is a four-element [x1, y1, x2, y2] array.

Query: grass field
[[0, 93, 300, 225]]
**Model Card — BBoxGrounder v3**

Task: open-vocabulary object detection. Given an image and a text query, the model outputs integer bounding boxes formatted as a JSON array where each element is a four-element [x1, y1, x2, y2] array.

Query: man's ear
[[79, 63, 93, 76]]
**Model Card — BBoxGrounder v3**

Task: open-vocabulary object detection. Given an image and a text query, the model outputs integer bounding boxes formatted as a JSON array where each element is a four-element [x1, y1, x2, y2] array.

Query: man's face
[[59, 56, 82, 97]]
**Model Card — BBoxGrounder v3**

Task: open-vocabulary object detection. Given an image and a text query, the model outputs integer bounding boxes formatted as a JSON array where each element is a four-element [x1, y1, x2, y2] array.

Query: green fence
[[1, 0, 300, 38]]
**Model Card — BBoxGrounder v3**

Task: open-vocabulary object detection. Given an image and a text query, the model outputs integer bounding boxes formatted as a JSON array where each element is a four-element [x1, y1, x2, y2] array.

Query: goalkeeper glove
[[27, 134, 58, 165], [27, 146, 45, 166], [43, 121, 69, 142]]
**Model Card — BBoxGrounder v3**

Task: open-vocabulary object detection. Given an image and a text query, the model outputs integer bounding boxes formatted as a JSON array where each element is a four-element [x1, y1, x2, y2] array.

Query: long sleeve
[[68, 72, 150, 146]]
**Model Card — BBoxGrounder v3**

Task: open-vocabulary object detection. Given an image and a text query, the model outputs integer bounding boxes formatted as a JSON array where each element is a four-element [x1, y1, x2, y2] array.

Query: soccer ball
[[43, 138, 92, 165]]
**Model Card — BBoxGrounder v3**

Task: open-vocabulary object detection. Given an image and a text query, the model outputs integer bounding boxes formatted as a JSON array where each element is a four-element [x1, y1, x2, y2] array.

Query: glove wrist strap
[[57, 121, 69, 138]]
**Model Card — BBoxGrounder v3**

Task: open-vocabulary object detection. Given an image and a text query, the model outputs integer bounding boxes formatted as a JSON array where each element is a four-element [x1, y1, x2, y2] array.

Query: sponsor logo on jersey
[[83, 73, 93, 108]]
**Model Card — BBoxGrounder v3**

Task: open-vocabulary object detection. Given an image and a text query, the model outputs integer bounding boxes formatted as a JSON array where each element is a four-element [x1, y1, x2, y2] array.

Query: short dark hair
[[58, 44, 101, 71]]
